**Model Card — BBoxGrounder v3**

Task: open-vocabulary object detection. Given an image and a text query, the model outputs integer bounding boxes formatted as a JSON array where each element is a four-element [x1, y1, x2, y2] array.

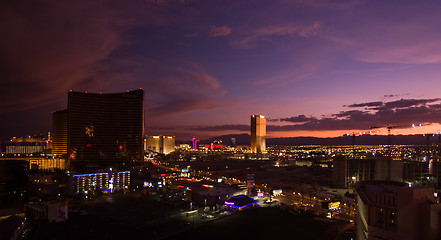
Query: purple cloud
[[374, 98, 441, 111], [234, 22, 320, 48], [345, 101, 384, 108], [284, 0, 363, 9], [280, 115, 317, 123], [189, 124, 249, 132], [210, 25, 232, 37]]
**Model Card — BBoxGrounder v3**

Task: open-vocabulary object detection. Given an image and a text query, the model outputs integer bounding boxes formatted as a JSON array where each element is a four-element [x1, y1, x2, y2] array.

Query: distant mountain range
[[177, 133, 436, 146]]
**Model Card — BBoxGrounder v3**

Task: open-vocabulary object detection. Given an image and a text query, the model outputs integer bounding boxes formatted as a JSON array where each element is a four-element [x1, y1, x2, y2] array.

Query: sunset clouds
[[188, 98, 441, 137], [2, 0, 441, 140]]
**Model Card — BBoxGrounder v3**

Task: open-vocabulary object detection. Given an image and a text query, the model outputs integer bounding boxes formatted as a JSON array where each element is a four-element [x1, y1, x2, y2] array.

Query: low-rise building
[[24, 201, 68, 223], [224, 195, 259, 210]]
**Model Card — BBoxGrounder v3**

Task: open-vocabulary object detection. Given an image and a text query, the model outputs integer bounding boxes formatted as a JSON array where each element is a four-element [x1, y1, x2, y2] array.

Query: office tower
[[356, 181, 441, 240], [67, 89, 144, 171], [145, 136, 175, 154], [52, 109, 68, 158], [250, 115, 266, 153]]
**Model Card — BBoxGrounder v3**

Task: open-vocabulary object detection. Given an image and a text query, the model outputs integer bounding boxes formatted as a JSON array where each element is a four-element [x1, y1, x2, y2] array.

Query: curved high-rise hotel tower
[[250, 115, 266, 153], [52, 109, 68, 158], [56, 89, 144, 171]]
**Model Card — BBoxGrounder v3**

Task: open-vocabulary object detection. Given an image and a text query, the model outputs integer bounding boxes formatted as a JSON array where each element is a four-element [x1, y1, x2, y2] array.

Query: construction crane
[[344, 130, 379, 158], [369, 123, 423, 145], [343, 132, 360, 158], [369, 123, 423, 181], [422, 132, 441, 146], [369, 125, 397, 181], [422, 132, 441, 161]]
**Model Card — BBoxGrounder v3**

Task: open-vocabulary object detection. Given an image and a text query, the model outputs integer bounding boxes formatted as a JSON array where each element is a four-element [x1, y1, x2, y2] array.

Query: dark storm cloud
[[0, 0, 234, 139], [0, 0, 229, 139], [93, 55, 227, 118], [0, 1, 132, 113], [0, 0, 193, 114]]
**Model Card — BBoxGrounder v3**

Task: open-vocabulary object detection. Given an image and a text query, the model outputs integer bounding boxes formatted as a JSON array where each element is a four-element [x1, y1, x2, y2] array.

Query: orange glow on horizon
[[266, 123, 441, 138]]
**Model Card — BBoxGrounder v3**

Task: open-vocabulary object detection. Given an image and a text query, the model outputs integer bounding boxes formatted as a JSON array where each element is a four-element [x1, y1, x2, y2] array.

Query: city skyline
[[3, 1, 441, 141]]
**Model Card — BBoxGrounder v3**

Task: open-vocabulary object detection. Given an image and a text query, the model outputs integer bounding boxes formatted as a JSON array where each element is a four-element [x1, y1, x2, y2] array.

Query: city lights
[[3, 1, 441, 239]]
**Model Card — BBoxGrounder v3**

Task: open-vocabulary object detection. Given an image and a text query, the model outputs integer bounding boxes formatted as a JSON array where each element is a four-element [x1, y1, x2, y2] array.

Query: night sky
[[2, 0, 441, 141]]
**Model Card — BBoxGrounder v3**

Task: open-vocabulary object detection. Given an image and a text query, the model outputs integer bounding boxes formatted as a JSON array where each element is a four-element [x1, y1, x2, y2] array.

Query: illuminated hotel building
[[0, 157, 66, 171], [52, 109, 68, 158], [66, 89, 144, 171], [250, 115, 266, 153], [6, 146, 45, 154], [5, 135, 49, 155], [29, 158, 66, 171], [70, 171, 130, 194], [162, 136, 175, 154], [145, 136, 175, 154]]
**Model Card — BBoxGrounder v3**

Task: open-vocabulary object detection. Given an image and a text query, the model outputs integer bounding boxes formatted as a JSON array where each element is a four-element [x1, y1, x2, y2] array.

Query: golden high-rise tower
[[250, 115, 266, 153]]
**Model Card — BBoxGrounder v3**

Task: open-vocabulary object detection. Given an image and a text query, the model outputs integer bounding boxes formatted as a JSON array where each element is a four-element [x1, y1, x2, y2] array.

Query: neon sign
[[191, 138, 199, 149]]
